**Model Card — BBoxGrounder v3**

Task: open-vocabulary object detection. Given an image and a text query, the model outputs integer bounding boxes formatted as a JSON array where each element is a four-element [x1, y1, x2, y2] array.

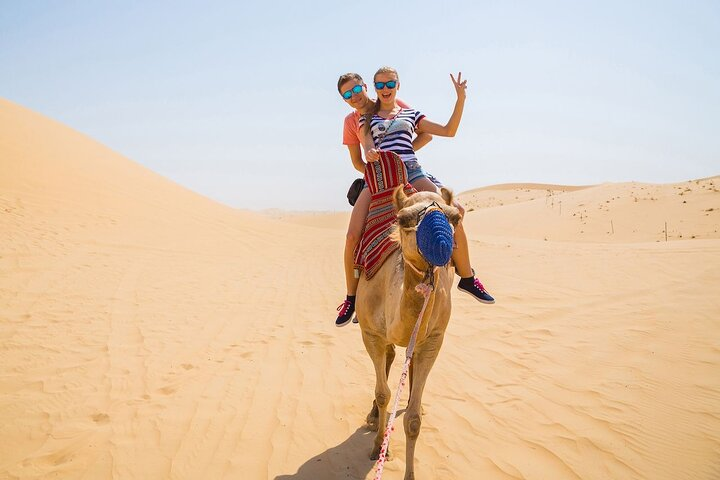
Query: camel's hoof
[[370, 447, 391, 461]]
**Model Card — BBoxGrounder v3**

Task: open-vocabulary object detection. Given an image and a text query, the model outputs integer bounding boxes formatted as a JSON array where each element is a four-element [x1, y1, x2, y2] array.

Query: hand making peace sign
[[450, 72, 467, 100]]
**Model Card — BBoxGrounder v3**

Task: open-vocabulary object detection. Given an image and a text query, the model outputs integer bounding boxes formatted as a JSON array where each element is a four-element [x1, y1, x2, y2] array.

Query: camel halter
[[373, 265, 436, 480]]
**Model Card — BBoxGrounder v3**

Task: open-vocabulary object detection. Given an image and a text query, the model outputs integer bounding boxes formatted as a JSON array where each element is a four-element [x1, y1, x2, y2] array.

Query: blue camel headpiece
[[416, 209, 454, 266]]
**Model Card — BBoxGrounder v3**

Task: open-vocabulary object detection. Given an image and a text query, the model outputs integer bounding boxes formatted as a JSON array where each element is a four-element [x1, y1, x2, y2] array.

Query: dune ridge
[[2, 99, 719, 479], [458, 178, 720, 243]]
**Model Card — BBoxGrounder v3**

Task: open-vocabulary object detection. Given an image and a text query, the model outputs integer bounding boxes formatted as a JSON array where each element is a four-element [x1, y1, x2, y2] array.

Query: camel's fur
[[356, 186, 460, 480]]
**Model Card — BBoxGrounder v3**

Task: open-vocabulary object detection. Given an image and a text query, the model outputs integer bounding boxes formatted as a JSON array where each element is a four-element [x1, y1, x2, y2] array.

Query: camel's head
[[392, 186, 462, 269]]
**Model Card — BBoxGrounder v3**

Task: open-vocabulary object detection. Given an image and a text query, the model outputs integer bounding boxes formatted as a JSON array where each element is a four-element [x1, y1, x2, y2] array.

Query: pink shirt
[[342, 98, 411, 145]]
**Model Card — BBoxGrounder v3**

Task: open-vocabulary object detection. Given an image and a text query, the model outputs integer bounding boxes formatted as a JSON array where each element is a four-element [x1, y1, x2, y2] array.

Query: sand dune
[[459, 179, 720, 243], [460, 183, 592, 209], [1, 98, 719, 479]]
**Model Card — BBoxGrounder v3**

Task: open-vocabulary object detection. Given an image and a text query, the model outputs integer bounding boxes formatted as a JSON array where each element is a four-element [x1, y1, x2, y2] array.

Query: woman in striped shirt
[[361, 67, 495, 306]]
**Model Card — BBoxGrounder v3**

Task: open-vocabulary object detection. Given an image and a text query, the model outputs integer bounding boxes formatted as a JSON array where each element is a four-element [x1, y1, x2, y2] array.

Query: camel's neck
[[386, 260, 434, 346]]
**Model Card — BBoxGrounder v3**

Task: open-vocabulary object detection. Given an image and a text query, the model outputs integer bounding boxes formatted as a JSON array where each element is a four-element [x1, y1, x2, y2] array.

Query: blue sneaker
[[457, 278, 495, 304]]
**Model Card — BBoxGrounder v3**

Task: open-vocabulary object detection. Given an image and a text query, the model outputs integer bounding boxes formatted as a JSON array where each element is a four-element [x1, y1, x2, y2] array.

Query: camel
[[356, 184, 461, 480]]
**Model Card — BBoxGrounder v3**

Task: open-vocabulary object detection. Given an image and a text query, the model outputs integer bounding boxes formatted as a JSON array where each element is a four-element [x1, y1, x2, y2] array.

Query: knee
[[404, 412, 422, 439], [453, 200, 466, 217], [376, 390, 390, 409], [346, 229, 362, 246]]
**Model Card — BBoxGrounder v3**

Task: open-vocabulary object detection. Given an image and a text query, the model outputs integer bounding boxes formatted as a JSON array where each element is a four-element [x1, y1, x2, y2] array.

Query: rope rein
[[373, 266, 436, 480]]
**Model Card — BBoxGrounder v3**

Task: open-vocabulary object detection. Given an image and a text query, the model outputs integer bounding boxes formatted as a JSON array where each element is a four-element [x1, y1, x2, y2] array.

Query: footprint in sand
[[91, 413, 110, 424], [181, 363, 194, 370], [159, 386, 177, 395]]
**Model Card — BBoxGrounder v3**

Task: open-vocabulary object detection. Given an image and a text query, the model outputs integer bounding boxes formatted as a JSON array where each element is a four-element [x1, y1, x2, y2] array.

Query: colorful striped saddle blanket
[[354, 151, 417, 280]]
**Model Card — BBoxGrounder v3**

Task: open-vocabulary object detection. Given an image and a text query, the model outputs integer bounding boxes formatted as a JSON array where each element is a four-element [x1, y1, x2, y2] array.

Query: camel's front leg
[[361, 331, 392, 460], [366, 344, 395, 431], [404, 333, 444, 480]]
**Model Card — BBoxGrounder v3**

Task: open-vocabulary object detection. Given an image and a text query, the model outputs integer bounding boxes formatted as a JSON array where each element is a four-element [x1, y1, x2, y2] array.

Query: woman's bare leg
[[411, 177, 494, 303], [451, 221, 473, 277], [410, 178, 472, 277]]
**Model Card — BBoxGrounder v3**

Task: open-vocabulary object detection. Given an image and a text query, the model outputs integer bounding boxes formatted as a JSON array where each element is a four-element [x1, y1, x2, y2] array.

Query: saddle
[[353, 151, 417, 280]]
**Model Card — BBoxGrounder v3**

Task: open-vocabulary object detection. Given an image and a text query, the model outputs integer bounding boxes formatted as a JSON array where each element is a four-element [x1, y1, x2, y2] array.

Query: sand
[[1, 97, 719, 479]]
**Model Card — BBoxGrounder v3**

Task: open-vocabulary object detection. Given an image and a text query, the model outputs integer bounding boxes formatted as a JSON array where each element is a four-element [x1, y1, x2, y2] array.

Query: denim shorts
[[405, 160, 444, 188]]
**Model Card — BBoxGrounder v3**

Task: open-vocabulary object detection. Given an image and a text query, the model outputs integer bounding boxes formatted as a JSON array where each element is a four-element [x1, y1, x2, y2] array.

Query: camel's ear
[[392, 185, 407, 211], [440, 187, 454, 206]]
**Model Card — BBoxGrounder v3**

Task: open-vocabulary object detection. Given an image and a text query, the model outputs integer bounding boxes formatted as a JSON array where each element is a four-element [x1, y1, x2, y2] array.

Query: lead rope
[[373, 267, 436, 480]]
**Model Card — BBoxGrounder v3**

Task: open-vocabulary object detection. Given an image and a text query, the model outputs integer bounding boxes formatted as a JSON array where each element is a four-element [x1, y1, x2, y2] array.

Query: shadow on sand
[[274, 413, 406, 480]]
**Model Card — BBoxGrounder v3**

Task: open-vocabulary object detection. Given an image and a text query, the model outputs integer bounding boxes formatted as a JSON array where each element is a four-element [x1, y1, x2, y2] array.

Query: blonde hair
[[374, 66, 399, 82], [363, 66, 400, 135]]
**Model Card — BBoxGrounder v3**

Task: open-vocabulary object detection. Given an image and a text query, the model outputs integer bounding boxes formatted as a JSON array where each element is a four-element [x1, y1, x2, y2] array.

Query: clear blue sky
[[2, 0, 718, 210]]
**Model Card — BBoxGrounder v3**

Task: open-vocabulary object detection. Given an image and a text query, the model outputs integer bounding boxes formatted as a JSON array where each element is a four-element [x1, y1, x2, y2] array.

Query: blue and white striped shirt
[[359, 108, 426, 164]]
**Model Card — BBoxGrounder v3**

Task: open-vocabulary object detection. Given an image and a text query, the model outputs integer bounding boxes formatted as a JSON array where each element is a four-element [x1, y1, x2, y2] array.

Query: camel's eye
[[443, 207, 461, 227]]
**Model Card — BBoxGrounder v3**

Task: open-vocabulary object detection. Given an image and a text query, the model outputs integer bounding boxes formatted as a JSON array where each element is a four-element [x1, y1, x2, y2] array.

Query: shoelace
[[473, 278, 487, 292], [337, 300, 352, 317]]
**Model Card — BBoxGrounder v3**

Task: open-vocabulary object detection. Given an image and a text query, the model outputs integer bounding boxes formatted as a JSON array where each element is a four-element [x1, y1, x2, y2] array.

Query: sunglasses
[[374, 80, 397, 90], [341, 84, 364, 99]]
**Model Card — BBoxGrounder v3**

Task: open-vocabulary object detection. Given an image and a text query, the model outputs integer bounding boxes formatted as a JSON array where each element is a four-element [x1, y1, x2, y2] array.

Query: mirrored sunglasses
[[341, 84, 364, 99], [374, 80, 397, 90]]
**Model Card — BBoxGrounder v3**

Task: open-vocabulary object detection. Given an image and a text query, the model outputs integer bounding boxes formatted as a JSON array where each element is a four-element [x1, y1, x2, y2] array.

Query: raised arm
[[416, 72, 467, 137]]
